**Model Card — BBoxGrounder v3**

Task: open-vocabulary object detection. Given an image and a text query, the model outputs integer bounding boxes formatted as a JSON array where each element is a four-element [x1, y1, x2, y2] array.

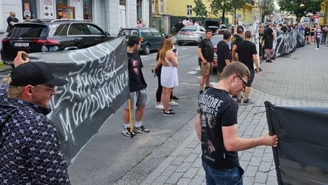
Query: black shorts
[[264, 40, 273, 49], [246, 70, 255, 87], [311, 32, 314, 36]]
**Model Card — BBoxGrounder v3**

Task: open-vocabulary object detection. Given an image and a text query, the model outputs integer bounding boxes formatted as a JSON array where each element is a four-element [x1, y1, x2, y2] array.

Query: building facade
[[0, 0, 150, 36]]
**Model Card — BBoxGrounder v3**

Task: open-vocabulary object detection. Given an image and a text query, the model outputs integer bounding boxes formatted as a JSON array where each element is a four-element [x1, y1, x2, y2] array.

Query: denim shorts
[[202, 161, 244, 185], [123, 88, 148, 109]]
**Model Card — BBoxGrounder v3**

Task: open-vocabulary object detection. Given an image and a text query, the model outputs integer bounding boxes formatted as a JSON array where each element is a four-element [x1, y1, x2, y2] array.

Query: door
[[119, 5, 126, 28], [86, 24, 106, 44], [140, 28, 153, 48], [67, 23, 89, 49], [149, 28, 163, 50]]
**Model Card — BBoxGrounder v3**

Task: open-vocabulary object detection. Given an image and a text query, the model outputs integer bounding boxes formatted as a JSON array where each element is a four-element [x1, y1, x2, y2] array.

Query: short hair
[[205, 29, 213, 34], [237, 26, 244, 33], [220, 61, 250, 81], [127, 36, 140, 47], [245, 30, 252, 39], [223, 30, 231, 39]]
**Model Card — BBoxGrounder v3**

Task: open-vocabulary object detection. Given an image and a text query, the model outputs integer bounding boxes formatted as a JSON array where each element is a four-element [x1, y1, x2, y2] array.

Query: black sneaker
[[134, 125, 150, 133], [122, 127, 135, 137], [205, 86, 211, 90], [243, 99, 253, 104], [172, 96, 179, 100], [237, 98, 242, 103], [266, 59, 272, 63], [199, 90, 203, 95], [162, 110, 175, 116], [162, 108, 173, 112]]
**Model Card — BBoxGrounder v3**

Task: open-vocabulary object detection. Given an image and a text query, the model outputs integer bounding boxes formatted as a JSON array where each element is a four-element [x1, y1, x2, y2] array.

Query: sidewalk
[[138, 44, 328, 185]]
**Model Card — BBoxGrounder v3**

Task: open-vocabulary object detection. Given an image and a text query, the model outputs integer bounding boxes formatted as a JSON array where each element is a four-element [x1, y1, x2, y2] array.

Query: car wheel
[[143, 45, 150, 55]]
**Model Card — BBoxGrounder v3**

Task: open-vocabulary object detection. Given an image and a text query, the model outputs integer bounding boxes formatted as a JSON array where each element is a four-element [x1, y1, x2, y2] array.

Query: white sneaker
[[155, 104, 164, 109], [169, 100, 179, 106], [315, 48, 319, 50]]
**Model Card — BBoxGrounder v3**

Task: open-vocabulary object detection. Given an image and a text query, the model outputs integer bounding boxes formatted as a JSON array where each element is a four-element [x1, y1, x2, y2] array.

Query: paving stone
[[191, 157, 202, 168], [175, 162, 193, 173], [152, 175, 169, 185], [254, 171, 268, 183], [259, 161, 272, 172], [267, 176, 279, 185], [184, 153, 199, 163], [244, 166, 258, 177], [253, 148, 264, 157], [171, 156, 186, 166], [182, 167, 199, 178], [249, 156, 262, 166], [243, 176, 255, 185], [189, 176, 204, 185], [177, 177, 191, 185], [165, 172, 183, 184], [162, 165, 178, 176], [240, 151, 253, 162], [180, 148, 194, 157]]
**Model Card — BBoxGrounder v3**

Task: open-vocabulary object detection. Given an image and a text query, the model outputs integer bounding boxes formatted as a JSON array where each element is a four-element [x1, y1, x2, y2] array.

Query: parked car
[[207, 26, 220, 35], [198, 35, 231, 72], [1, 19, 113, 65], [176, 26, 206, 45], [118, 27, 164, 55]]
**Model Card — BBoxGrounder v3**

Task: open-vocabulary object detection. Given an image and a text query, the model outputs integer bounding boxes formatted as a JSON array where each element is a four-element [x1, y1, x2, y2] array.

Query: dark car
[[1, 19, 113, 65], [118, 27, 164, 55]]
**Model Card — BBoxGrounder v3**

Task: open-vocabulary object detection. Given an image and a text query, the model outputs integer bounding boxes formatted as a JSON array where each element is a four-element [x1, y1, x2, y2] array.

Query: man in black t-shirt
[[6, 11, 19, 33], [172, 20, 185, 33], [122, 36, 150, 137], [195, 62, 278, 184], [231, 25, 244, 61], [236, 31, 259, 104], [198, 29, 214, 94], [216, 30, 231, 82], [263, 23, 275, 63]]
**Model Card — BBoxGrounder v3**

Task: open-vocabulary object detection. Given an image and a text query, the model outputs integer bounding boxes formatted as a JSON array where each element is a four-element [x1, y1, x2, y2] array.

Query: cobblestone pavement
[[139, 45, 328, 185]]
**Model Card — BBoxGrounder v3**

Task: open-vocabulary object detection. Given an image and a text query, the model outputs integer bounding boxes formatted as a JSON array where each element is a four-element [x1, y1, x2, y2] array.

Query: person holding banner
[[195, 61, 278, 185], [0, 51, 70, 184], [122, 36, 150, 137]]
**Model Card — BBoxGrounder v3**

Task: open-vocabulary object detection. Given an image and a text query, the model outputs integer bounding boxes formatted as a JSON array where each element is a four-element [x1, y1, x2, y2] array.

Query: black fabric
[[127, 52, 147, 92], [10, 62, 68, 86], [265, 101, 328, 185], [305, 27, 310, 36], [174, 22, 185, 32], [199, 39, 214, 62], [216, 40, 230, 72], [198, 88, 239, 169], [246, 69, 255, 87], [236, 40, 257, 70], [6, 16, 18, 32], [264, 28, 273, 49], [231, 34, 243, 49]]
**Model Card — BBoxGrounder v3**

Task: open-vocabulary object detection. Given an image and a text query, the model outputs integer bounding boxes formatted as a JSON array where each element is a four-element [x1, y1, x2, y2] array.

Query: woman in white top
[[157, 39, 179, 116], [271, 24, 277, 60]]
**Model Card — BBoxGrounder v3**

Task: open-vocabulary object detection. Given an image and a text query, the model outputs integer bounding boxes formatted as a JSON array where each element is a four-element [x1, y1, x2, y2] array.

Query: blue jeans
[[202, 161, 244, 185]]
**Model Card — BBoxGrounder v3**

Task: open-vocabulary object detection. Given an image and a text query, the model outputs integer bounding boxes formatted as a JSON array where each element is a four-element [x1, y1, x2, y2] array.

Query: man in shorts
[[198, 29, 214, 94], [122, 36, 150, 137]]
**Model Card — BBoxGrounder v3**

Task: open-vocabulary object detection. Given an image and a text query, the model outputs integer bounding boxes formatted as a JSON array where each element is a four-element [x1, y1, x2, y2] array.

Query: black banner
[[29, 37, 130, 165], [265, 101, 328, 185], [275, 30, 305, 57]]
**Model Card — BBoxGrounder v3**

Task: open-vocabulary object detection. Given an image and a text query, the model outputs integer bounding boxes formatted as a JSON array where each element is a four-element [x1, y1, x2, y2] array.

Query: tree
[[259, 0, 275, 22], [193, 0, 208, 19], [278, 0, 324, 21], [209, 0, 246, 24]]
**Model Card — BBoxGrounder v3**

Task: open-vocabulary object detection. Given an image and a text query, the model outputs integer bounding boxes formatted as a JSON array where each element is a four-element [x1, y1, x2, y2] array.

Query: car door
[[149, 28, 163, 50], [199, 27, 206, 39], [86, 23, 107, 44], [67, 23, 90, 49], [139, 28, 153, 48]]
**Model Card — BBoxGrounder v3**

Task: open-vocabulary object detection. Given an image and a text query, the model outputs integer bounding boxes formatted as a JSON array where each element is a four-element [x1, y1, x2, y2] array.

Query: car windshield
[[8, 24, 48, 38], [180, 27, 197, 32], [118, 29, 139, 36]]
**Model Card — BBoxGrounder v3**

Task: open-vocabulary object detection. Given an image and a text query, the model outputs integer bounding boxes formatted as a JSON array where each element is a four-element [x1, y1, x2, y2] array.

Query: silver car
[[176, 26, 206, 45]]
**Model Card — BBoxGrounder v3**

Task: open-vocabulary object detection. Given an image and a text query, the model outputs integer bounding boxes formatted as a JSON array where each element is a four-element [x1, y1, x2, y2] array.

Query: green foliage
[[193, 0, 208, 18], [208, 0, 246, 22], [278, 0, 324, 20], [259, 0, 275, 21]]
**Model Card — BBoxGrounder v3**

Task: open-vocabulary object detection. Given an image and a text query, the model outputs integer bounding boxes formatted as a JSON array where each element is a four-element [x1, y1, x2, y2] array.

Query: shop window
[[83, 0, 93, 20], [56, 0, 68, 4], [22, 0, 38, 19], [137, 0, 142, 19], [120, 0, 126, 5], [57, 4, 75, 19]]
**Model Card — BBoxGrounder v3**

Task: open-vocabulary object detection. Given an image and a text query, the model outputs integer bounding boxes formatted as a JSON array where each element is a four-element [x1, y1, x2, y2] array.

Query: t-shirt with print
[[199, 38, 214, 62], [216, 40, 230, 72], [197, 87, 239, 169], [231, 34, 243, 49], [127, 52, 147, 92], [316, 28, 321, 38], [236, 40, 257, 70]]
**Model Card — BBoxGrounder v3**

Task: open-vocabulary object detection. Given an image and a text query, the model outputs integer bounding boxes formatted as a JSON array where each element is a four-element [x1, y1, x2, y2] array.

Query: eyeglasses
[[35, 85, 56, 92], [237, 75, 247, 87]]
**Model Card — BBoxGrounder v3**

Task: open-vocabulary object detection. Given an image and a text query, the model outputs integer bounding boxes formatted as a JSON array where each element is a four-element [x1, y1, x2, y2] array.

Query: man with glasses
[[0, 51, 70, 184], [6, 11, 19, 33], [195, 61, 278, 185], [235, 30, 260, 104]]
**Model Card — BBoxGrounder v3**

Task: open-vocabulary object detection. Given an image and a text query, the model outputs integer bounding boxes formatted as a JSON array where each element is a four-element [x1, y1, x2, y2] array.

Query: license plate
[[14, 43, 29, 47]]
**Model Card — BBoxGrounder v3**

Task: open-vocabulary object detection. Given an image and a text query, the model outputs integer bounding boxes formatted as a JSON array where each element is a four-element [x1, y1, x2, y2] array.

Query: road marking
[[192, 66, 201, 71], [188, 71, 198, 74]]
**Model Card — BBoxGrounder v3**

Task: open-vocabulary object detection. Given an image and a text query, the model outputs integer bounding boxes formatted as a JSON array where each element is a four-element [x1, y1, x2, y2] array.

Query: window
[[22, 0, 38, 19], [52, 24, 69, 36], [68, 23, 88, 35], [83, 0, 93, 20], [8, 24, 48, 37], [120, 0, 126, 5], [137, 0, 142, 20], [56, 0, 68, 4], [160, 0, 164, 13], [140, 29, 153, 37], [186, 5, 192, 16], [150, 28, 161, 37], [87, 24, 103, 35]]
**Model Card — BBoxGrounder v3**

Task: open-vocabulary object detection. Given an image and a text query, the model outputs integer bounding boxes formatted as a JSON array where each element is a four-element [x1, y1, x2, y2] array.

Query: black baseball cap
[[237, 25, 244, 33], [10, 62, 68, 86]]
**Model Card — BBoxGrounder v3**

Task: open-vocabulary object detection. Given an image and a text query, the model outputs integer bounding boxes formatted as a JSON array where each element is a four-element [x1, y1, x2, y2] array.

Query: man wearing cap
[[0, 51, 70, 184]]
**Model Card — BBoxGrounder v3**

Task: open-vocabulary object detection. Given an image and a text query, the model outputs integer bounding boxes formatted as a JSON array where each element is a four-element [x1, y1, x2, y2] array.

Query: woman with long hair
[[157, 39, 179, 116]]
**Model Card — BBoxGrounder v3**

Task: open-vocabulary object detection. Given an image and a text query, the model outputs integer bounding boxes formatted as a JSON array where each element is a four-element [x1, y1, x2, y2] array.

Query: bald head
[[10, 11, 16, 17]]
